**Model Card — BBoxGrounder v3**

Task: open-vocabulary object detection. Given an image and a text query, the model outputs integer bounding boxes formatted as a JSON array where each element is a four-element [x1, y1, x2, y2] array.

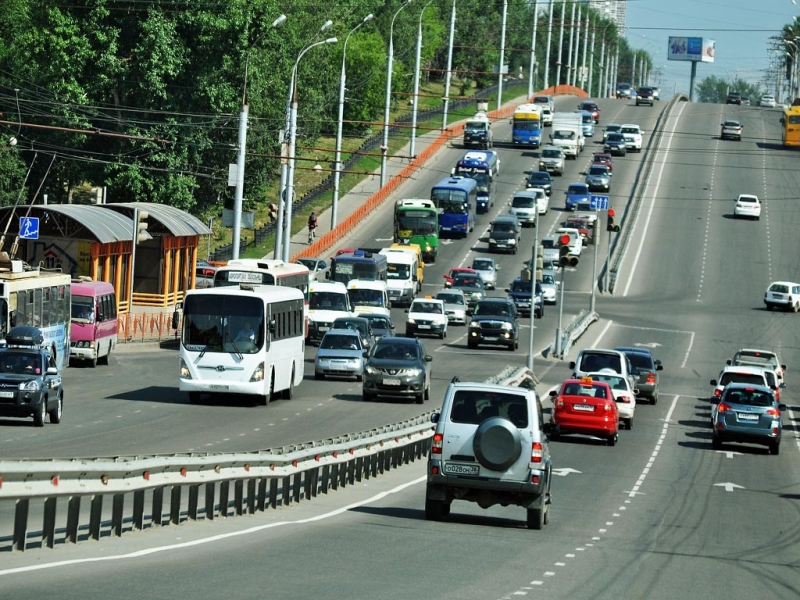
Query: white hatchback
[[733, 194, 761, 220], [764, 281, 800, 312], [760, 95, 777, 108], [586, 371, 638, 430]]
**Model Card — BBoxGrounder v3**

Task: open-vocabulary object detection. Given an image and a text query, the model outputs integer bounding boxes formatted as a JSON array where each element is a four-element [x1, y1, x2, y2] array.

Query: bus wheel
[[283, 367, 295, 400], [90, 355, 98, 368], [259, 375, 273, 406], [98, 343, 110, 366]]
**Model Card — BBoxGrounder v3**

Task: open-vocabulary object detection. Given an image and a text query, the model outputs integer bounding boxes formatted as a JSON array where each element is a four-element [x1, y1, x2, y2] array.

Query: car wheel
[[425, 497, 446, 521], [770, 441, 780, 455], [34, 400, 46, 427], [651, 395, 658, 405], [794, 302, 800, 313], [315, 372, 324, 381], [189, 392, 202, 404], [526, 506, 544, 530], [356, 374, 363, 382], [625, 417, 633, 430], [765, 303, 773, 311], [440, 330, 446, 340], [362, 392, 374, 402], [607, 433, 618, 446], [711, 435, 722, 450], [468, 341, 477, 349], [258, 375, 273, 407], [424, 384, 430, 401], [90, 355, 97, 368], [415, 393, 424, 405], [48, 393, 63, 424]]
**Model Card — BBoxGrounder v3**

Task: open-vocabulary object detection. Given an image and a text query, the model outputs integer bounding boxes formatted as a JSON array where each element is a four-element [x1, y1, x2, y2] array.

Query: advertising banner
[[668, 37, 715, 63]]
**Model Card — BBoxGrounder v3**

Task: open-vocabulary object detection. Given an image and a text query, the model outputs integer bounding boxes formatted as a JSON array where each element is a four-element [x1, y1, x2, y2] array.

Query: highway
[[2, 96, 800, 600]]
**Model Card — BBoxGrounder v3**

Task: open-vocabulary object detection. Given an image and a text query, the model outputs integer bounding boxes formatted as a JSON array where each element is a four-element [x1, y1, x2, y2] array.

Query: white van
[[347, 279, 391, 317], [307, 281, 352, 345], [379, 249, 419, 307]]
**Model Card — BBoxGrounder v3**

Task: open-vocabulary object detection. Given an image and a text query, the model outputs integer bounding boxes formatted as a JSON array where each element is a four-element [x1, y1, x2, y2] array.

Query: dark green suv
[[0, 326, 64, 427]]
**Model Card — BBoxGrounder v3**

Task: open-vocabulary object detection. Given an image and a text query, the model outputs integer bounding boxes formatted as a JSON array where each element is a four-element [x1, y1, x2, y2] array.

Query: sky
[[624, 0, 797, 98]]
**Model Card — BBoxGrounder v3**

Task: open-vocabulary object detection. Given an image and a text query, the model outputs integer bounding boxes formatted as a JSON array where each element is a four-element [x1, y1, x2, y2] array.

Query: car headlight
[[20, 380, 40, 392], [470, 321, 480, 328], [489, 238, 497, 244], [180, 359, 191, 379], [250, 362, 265, 382], [501, 322, 513, 330], [406, 318, 416, 324], [365, 365, 378, 375], [508, 238, 516, 244], [405, 368, 422, 377]]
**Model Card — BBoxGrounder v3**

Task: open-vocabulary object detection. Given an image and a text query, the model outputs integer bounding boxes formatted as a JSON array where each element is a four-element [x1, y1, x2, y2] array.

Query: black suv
[[726, 92, 742, 105], [506, 277, 543, 318], [362, 336, 432, 404], [468, 297, 519, 350], [526, 170, 553, 195], [0, 326, 64, 427]]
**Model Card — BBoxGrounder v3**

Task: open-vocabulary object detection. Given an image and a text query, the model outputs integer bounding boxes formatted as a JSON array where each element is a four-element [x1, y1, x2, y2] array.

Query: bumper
[[552, 415, 617, 437], [315, 359, 363, 379], [0, 393, 45, 418], [70, 346, 97, 362], [468, 328, 516, 346], [179, 378, 267, 396], [489, 240, 517, 253], [427, 463, 546, 505], [363, 373, 425, 398], [445, 310, 468, 324], [388, 287, 415, 306], [406, 322, 446, 337], [714, 426, 780, 447]]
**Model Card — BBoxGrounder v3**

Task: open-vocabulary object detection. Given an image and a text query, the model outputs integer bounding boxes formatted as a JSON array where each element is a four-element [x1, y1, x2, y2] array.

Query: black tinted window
[[450, 390, 528, 428]]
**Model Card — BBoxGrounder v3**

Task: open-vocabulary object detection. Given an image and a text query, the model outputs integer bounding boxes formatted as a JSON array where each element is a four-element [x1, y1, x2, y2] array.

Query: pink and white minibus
[[69, 278, 118, 367]]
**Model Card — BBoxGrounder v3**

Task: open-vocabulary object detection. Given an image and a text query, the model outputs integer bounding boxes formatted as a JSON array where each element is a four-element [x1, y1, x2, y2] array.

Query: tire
[[90, 355, 97, 368], [425, 497, 446, 521], [625, 417, 633, 430], [259, 375, 273, 406], [765, 303, 773, 311], [794, 302, 800, 313], [651, 395, 658, 405], [315, 372, 324, 381], [424, 383, 430, 401], [362, 392, 374, 402], [48, 394, 63, 424], [415, 393, 424, 405], [711, 435, 722, 450], [526, 506, 544, 530], [439, 330, 446, 340], [98, 343, 111, 366], [284, 367, 295, 400], [607, 433, 617, 447], [34, 400, 46, 427], [356, 374, 363, 382], [468, 341, 477, 349], [770, 442, 780, 455], [188, 392, 202, 404]]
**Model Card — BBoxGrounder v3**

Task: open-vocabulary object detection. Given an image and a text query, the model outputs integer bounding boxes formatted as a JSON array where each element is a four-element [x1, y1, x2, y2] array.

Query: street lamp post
[[275, 19, 333, 260], [332, 14, 374, 230], [441, 0, 456, 131], [555, 0, 566, 89], [580, 10, 589, 90], [381, 0, 414, 189], [565, 0, 576, 88], [543, 0, 554, 90], [410, 1, 434, 159], [527, 0, 540, 99], [282, 37, 339, 262], [233, 14, 286, 261]]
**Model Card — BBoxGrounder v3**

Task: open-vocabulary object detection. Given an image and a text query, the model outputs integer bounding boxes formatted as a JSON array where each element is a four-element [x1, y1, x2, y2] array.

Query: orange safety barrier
[[118, 311, 180, 344]]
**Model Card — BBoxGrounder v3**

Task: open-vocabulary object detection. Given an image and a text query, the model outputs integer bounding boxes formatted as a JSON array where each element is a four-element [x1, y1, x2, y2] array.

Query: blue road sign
[[589, 195, 609, 210], [19, 217, 39, 240]]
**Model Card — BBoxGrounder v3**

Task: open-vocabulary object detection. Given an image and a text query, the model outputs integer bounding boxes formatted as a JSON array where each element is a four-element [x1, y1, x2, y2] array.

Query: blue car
[[564, 183, 590, 212], [711, 382, 785, 454]]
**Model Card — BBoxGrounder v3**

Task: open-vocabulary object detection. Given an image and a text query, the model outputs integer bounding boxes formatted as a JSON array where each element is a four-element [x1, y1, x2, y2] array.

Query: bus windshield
[[457, 171, 489, 191], [182, 294, 264, 353], [71, 295, 95, 323], [432, 189, 468, 214], [396, 214, 438, 235], [513, 120, 540, 131], [348, 289, 384, 307]]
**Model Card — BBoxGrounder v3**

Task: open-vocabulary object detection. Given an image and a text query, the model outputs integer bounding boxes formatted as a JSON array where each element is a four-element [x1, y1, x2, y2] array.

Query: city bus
[[430, 176, 478, 238], [69, 278, 117, 367], [512, 103, 543, 148], [213, 259, 310, 299], [0, 263, 71, 370], [781, 104, 800, 147], [328, 250, 388, 285], [452, 151, 499, 213], [179, 284, 305, 405], [394, 199, 439, 263]]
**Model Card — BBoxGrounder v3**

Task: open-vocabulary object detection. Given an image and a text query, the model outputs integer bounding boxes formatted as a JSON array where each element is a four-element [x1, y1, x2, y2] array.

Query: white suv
[[620, 124, 644, 153], [764, 281, 800, 312], [570, 349, 636, 388], [405, 297, 448, 339], [426, 379, 553, 529]]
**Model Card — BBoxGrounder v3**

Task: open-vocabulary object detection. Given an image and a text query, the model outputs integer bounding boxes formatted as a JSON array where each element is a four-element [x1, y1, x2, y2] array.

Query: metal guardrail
[[606, 94, 690, 293], [0, 414, 434, 552]]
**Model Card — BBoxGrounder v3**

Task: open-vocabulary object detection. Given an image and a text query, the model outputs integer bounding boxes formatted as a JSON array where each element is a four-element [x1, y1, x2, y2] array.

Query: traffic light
[[135, 209, 149, 244], [268, 203, 278, 222], [606, 207, 620, 232], [559, 234, 578, 267]]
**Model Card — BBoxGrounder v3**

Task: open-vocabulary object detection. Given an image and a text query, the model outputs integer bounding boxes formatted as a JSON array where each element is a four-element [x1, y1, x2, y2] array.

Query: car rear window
[[724, 389, 773, 407], [626, 354, 653, 370], [580, 352, 622, 373], [719, 373, 765, 386], [450, 390, 528, 427]]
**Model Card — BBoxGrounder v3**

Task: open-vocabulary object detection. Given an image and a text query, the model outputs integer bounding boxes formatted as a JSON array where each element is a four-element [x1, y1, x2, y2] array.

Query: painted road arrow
[[634, 342, 662, 348], [714, 482, 745, 493], [551, 468, 582, 477], [715, 450, 743, 459]]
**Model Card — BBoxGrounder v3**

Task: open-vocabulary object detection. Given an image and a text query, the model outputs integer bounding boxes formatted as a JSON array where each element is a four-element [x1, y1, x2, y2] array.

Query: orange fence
[[118, 311, 180, 344]]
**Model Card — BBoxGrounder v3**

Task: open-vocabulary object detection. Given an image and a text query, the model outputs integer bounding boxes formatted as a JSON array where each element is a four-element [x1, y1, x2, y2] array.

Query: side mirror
[[779, 403, 787, 411], [568, 361, 576, 370], [268, 318, 277, 334], [171, 310, 180, 330], [780, 382, 786, 389], [390, 323, 396, 329], [424, 355, 433, 362], [710, 379, 718, 386], [430, 412, 440, 424], [363, 351, 369, 358], [46, 367, 59, 376], [543, 422, 555, 435], [505, 288, 511, 293], [548, 389, 558, 397]]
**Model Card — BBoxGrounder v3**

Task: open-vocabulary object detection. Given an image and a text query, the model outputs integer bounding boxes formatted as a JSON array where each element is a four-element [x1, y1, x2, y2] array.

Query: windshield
[[589, 166, 607, 176], [396, 214, 437, 236], [387, 264, 411, 280], [432, 189, 469, 214], [553, 130, 575, 140], [465, 121, 487, 131], [309, 292, 348, 311], [607, 134, 624, 142], [510, 280, 532, 293], [474, 302, 513, 317], [568, 186, 587, 195], [512, 197, 535, 208], [513, 120, 540, 131], [723, 388, 774, 406], [437, 293, 464, 305], [591, 374, 626, 389], [621, 127, 638, 134], [580, 353, 622, 373], [410, 301, 442, 314], [182, 294, 265, 353], [542, 273, 555, 285], [449, 389, 528, 428], [72, 295, 95, 324], [735, 352, 778, 368], [373, 342, 419, 360], [348, 289, 384, 307], [457, 171, 489, 191], [453, 276, 481, 288], [472, 259, 493, 271], [0, 352, 44, 375], [542, 239, 555, 249], [365, 316, 391, 330], [542, 149, 561, 158], [320, 333, 361, 350]]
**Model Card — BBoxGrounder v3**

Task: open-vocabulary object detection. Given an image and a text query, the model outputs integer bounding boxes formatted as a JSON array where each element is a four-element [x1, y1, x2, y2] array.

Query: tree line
[[0, 0, 632, 220]]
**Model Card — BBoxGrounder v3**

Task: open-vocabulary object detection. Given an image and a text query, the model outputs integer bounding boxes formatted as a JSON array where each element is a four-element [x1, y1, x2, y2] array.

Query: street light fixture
[[332, 14, 374, 230], [410, 1, 435, 159], [282, 36, 339, 262], [381, 0, 414, 189], [232, 14, 287, 260], [275, 19, 334, 260]]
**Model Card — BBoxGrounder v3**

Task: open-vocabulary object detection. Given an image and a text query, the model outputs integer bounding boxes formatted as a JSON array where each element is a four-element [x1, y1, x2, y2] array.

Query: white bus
[[0, 262, 71, 371], [179, 284, 305, 406]]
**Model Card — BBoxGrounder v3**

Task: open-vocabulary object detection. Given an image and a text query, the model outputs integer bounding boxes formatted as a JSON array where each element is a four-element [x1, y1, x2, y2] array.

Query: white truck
[[463, 111, 493, 149], [549, 113, 585, 159]]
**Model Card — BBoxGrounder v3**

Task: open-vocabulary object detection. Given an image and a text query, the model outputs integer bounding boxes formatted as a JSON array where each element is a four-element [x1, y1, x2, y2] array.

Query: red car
[[591, 152, 613, 173], [443, 267, 477, 286], [548, 377, 619, 445], [578, 100, 601, 123]]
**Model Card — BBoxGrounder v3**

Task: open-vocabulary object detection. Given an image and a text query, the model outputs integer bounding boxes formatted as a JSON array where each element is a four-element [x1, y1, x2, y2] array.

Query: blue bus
[[430, 176, 478, 238], [453, 151, 499, 213]]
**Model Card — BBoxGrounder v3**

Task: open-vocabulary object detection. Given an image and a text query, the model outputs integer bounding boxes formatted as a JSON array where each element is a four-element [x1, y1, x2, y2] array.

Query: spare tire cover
[[473, 417, 522, 471]]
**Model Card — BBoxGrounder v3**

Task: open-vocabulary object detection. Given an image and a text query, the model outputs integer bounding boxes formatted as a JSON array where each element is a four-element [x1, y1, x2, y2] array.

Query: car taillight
[[432, 433, 443, 454], [714, 389, 722, 397], [765, 407, 780, 417], [646, 372, 656, 384], [618, 395, 631, 403], [717, 402, 731, 413], [603, 401, 614, 411], [531, 442, 543, 464], [555, 398, 565, 409]]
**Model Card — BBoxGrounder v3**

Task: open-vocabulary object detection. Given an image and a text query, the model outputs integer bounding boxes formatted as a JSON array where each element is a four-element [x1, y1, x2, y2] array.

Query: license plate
[[573, 404, 595, 412], [0, 391, 14, 398], [738, 413, 759, 421], [418, 325, 431, 329], [210, 384, 229, 391], [383, 378, 401, 386], [444, 462, 480, 476], [483, 336, 499, 341], [318, 326, 329, 332]]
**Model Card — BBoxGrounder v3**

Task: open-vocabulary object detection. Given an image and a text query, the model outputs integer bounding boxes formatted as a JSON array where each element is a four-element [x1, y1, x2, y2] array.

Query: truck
[[452, 150, 499, 213], [549, 113, 585, 159], [463, 111, 493, 149], [512, 103, 543, 147]]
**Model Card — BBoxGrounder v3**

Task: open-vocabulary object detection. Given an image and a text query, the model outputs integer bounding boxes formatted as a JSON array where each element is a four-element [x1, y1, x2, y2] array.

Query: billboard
[[668, 37, 715, 63]]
